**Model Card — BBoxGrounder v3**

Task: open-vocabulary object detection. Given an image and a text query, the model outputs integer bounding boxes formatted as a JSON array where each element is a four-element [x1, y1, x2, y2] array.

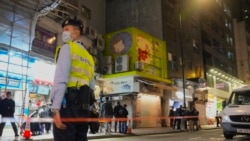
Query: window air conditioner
[[115, 55, 129, 73], [103, 56, 112, 65], [102, 56, 113, 74], [94, 34, 105, 51], [85, 26, 97, 39], [135, 61, 144, 71], [89, 47, 98, 56]]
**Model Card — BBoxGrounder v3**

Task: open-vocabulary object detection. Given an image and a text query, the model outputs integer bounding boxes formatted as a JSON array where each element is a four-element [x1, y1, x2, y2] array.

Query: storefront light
[[176, 91, 184, 99], [47, 36, 56, 44]]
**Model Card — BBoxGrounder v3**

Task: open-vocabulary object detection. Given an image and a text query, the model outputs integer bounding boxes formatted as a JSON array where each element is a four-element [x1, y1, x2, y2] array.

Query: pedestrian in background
[[50, 17, 95, 141], [0, 91, 19, 139], [113, 101, 123, 133], [89, 99, 99, 134], [168, 106, 174, 128], [175, 105, 183, 130], [215, 110, 221, 127], [100, 97, 113, 135], [182, 107, 188, 130], [38, 105, 46, 134], [193, 108, 199, 131], [120, 104, 128, 134], [43, 103, 52, 133]]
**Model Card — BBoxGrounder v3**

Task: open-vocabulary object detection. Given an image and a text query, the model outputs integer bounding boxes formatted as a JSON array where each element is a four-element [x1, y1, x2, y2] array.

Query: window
[[165, 24, 176, 42], [229, 91, 250, 105], [168, 53, 178, 71], [81, 5, 91, 19], [227, 51, 234, 60], [192, 39, 200, 54]]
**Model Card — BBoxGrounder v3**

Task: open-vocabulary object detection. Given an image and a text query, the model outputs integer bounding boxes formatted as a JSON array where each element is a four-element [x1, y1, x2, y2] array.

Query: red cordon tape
[[0, 116, 206, 123]]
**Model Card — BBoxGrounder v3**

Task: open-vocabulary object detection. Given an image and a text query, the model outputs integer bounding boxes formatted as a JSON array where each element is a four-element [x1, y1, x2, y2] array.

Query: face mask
[[62, 31, 72, 42]]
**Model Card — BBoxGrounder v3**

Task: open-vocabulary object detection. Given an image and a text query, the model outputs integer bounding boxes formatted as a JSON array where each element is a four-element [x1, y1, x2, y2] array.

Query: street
[[90, 129, 250, 141]]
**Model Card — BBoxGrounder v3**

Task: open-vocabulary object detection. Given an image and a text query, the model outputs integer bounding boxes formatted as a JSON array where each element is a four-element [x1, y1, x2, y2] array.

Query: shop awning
[[137, 79, 177, 91], [32, 79, 53, 86]]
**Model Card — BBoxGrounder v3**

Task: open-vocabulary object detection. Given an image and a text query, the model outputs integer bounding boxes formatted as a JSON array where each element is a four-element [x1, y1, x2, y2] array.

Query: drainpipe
[[21, 0, 63, 117]]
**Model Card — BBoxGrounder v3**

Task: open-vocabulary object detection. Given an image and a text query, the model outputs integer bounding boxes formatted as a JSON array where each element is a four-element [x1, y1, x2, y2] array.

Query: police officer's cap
[[62, 17, 83, 34]]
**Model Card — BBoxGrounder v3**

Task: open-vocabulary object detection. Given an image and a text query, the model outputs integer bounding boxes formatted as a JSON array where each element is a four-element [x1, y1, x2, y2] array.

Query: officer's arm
[[51, 44, 71, 110]]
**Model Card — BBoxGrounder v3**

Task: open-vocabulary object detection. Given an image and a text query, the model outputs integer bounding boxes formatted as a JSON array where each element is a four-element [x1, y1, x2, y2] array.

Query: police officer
[[50, 17, 95, 141]]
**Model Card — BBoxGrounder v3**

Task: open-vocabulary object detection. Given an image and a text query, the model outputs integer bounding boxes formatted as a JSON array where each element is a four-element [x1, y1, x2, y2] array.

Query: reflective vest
[[55, 41, 95, 87]]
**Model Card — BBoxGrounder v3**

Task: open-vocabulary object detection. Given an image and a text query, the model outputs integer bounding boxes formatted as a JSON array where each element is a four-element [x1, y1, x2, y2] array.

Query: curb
[[18, 127, 220, 141]]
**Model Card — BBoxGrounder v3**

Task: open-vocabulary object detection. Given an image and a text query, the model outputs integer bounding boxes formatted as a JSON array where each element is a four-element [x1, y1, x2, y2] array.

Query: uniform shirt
[[51, 41, 95, 110]]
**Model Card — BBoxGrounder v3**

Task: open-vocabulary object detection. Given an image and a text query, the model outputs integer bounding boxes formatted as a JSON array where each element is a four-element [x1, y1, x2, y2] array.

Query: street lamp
[[178, 0, 186, 108]]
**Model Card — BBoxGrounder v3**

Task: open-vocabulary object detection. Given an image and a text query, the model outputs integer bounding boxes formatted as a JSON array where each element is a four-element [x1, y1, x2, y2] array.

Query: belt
[[64, 87, 90, 110], [65, 87, 80, 93]]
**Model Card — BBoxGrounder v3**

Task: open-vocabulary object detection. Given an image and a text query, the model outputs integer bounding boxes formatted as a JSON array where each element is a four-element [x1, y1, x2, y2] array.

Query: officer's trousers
[[53, 104, 89, 141]]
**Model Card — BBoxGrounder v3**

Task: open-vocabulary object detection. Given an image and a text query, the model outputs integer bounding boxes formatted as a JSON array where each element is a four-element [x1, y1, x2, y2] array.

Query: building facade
[[0, 0, 248, 127]]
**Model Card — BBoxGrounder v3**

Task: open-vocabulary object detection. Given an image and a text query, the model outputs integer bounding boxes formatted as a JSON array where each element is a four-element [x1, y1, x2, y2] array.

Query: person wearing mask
[[50, 17, 95, 141], [0, 91, 19, 139]]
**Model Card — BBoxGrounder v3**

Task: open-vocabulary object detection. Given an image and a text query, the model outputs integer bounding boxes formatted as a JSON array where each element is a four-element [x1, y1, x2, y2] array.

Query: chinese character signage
[[104, 27, 168, 79]]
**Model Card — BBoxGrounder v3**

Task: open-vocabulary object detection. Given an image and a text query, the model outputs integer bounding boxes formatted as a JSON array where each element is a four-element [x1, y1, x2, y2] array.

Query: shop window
[[36, 85, 50, 95]]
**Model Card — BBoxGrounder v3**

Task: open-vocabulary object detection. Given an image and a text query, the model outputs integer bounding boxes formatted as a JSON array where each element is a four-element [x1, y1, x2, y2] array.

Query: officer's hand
[[53, 110, 67, 129]]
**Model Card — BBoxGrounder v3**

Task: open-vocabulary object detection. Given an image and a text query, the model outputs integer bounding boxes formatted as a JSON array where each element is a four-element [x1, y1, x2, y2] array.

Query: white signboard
[[103, 77, 139, 94]]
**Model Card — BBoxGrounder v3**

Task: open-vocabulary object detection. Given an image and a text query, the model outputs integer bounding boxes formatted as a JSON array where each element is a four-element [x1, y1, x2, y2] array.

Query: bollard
[[127, 120, 132, 134], [22, 117, 32, 140]]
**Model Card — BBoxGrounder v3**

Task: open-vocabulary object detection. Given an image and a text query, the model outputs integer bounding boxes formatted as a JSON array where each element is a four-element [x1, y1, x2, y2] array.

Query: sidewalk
[[0, 124, 219, 141]]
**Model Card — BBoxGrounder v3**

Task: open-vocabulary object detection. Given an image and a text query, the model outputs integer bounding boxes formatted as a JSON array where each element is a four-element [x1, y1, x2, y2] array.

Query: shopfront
[[28, 59, 55, 111], [0, 46, 56, 116], [0, 47, 35, 116], [102, 76, 174, 128]]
